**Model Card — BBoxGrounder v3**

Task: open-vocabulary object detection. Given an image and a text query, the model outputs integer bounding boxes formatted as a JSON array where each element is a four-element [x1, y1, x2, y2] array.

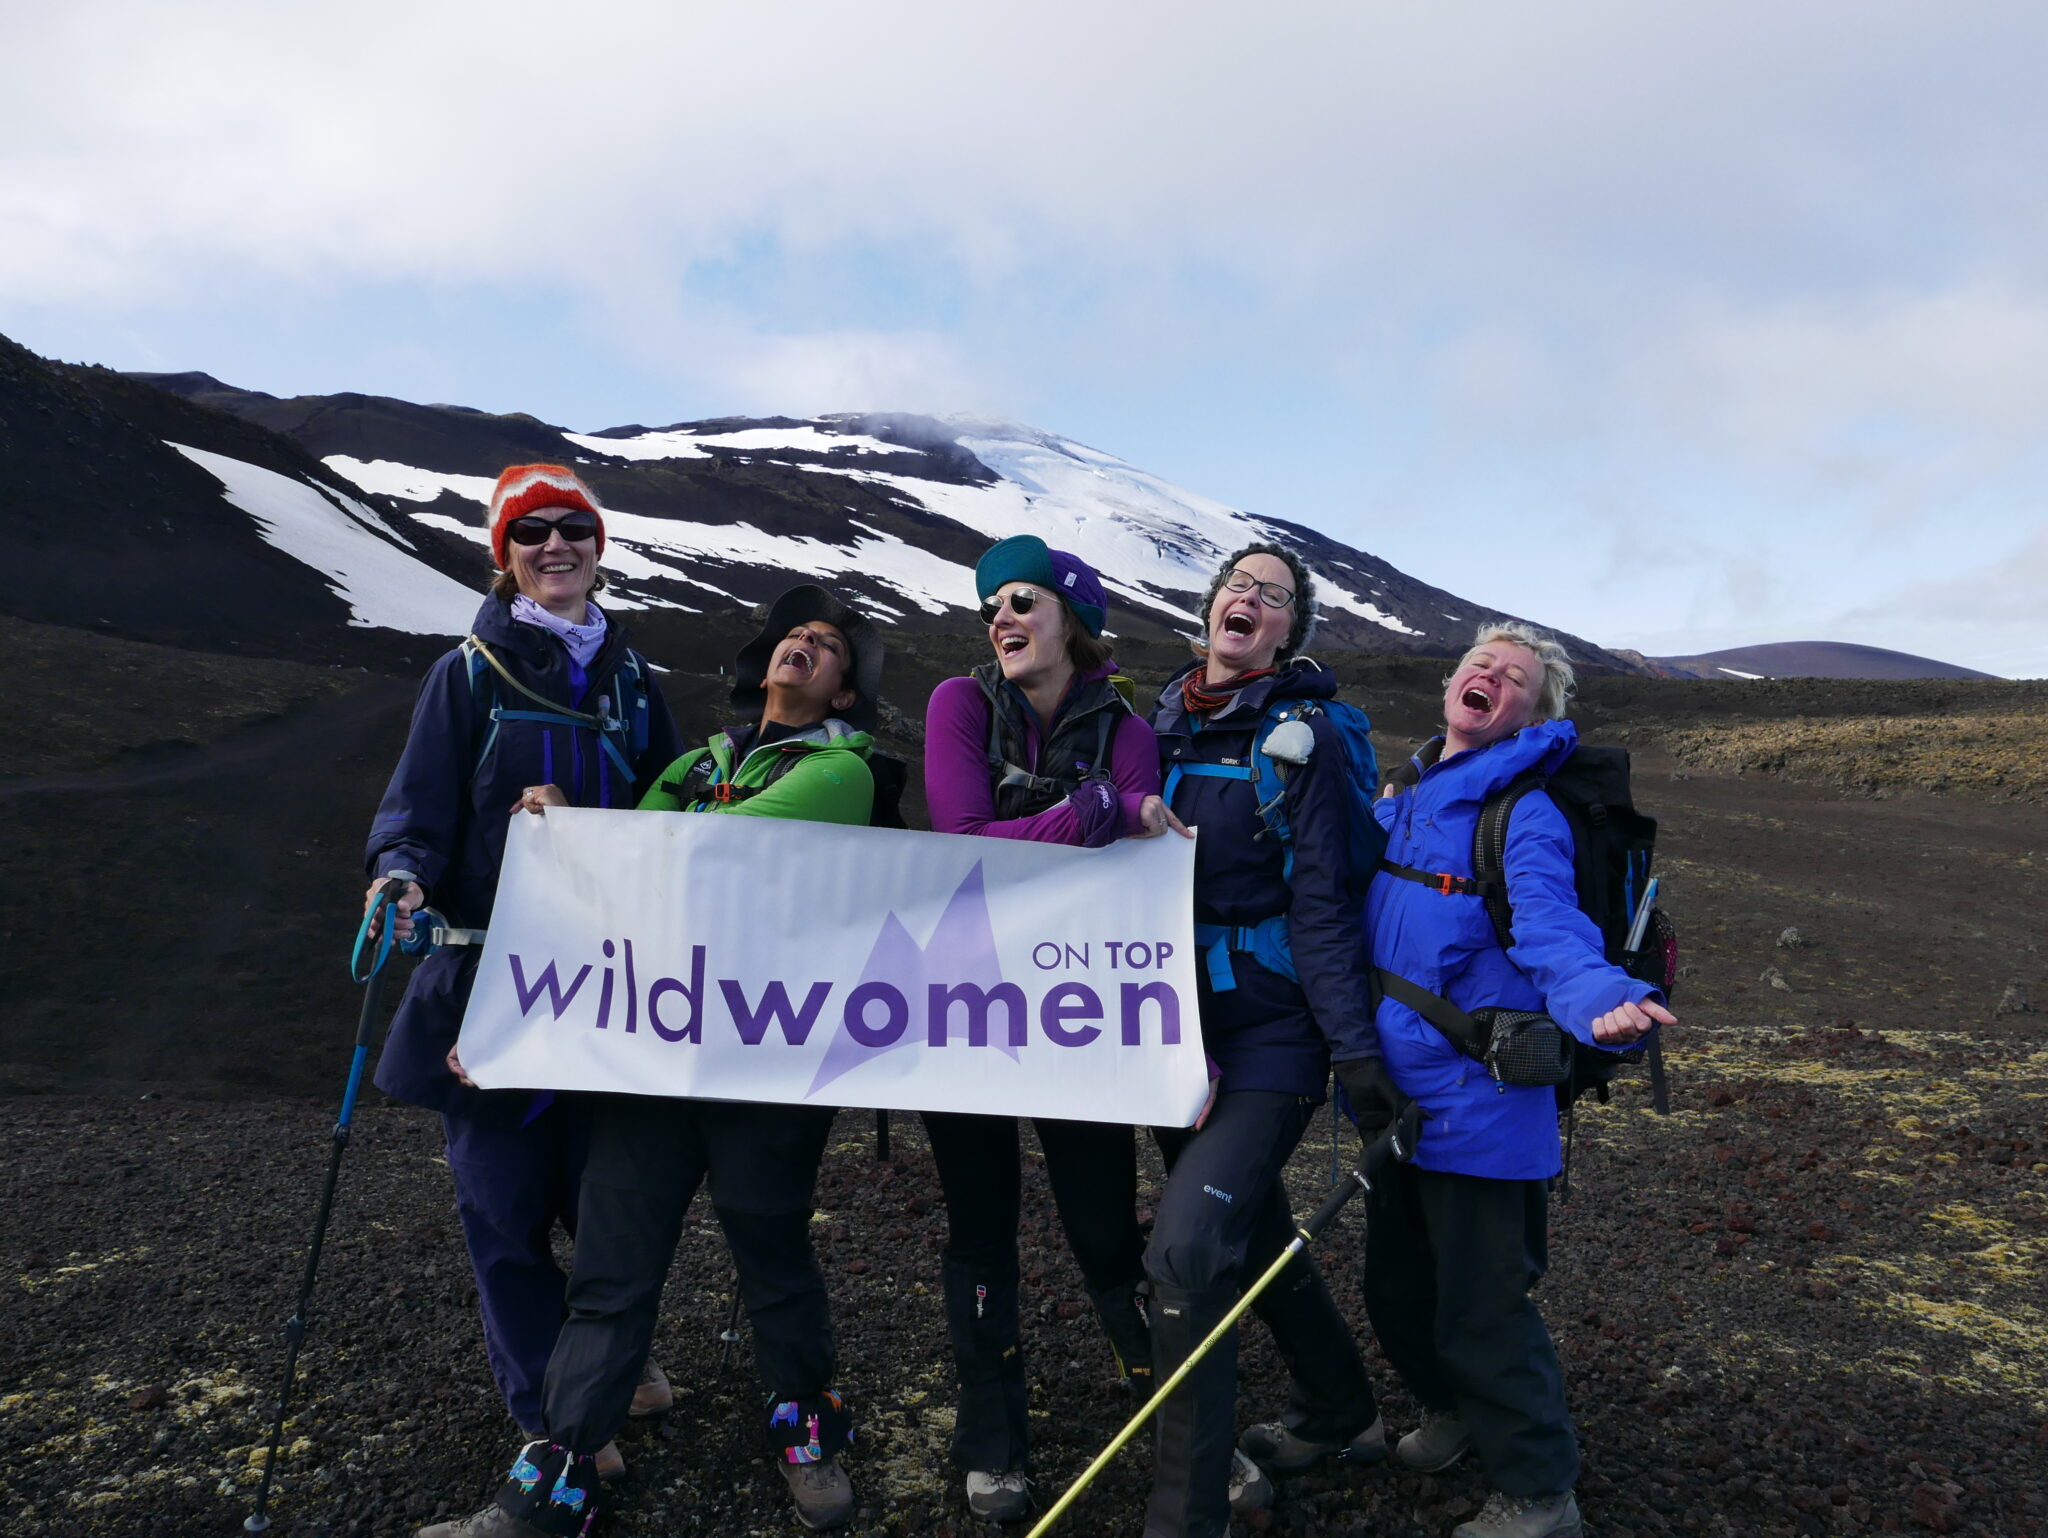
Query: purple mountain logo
[[805, 861, 1007, 1095]]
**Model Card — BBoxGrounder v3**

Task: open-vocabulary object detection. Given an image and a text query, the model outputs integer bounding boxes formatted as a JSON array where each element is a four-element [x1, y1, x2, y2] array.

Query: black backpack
[[1470, 747, 1675, 1113], [1380, 744, 1677, 1115]]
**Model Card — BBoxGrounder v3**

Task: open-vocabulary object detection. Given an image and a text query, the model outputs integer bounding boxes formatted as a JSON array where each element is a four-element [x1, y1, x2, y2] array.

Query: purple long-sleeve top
[[925, 667, 1163, 843]]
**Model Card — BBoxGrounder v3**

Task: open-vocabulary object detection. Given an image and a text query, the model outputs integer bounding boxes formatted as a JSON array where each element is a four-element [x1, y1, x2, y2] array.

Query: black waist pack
[[1468, 1008, 1575, 1088]]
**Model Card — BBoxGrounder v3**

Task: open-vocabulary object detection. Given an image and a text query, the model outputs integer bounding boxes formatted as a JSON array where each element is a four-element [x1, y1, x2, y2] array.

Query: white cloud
[[8, 3, 2044, 308], [8, 1, 2048, 671]]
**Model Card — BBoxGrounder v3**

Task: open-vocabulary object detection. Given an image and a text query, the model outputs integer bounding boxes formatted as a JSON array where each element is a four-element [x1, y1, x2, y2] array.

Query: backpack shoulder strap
[[1249, 698, 1323, 878], [1471, 770, 1552, 952], [1091, 699, 1119, 778], [615, 650, 650, 757], [460, 638, 502, 785]]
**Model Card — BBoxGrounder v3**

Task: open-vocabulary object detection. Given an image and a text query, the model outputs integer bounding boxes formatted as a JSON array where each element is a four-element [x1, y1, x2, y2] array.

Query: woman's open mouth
[[1223, 612, 1256, 637], [998, 634, 1029, 657], [538, 560, 579, 575], [783, 649, 814, 677], [1461, 688, 1494, 714]]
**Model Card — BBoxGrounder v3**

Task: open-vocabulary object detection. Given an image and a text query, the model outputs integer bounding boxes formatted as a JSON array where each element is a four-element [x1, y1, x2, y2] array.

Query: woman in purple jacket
[[920, 535, 1178, 1522]]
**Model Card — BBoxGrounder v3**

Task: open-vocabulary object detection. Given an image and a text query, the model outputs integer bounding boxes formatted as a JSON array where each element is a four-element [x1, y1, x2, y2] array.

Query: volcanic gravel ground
[[8, 754, 2047, 1538]]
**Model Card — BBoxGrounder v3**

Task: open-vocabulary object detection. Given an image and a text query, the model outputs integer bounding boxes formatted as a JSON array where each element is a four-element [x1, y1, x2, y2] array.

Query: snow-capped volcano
[[325, 414, 1423, 638], [131, 373, 1628, 667]]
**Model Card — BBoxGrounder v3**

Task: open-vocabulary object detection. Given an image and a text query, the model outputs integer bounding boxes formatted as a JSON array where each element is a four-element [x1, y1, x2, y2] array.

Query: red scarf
[[1179, 666, 1276, 717]]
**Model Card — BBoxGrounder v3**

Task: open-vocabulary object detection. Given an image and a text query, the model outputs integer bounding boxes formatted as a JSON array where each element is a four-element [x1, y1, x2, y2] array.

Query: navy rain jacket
[[1152, 657, 1381, 1099], [364, 596, 684, 1111], [1369, 717, 1660, 1178]]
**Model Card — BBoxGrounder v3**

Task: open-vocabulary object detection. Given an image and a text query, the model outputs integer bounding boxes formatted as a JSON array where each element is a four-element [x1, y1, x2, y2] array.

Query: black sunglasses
[[979, 586, 1042, 625], [505, 512, 600, 546], [1222, 568, 1295, 608]]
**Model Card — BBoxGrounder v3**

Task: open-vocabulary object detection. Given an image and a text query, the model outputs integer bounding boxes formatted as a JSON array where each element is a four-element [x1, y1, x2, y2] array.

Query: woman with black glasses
[[364, 464, 683, 1480], [917, 535, 1180, 1522], [1140, 542, 1394, 1538]]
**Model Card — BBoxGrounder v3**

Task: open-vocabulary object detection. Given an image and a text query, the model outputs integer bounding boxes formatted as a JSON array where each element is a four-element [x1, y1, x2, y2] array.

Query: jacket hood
[[1412, 717, 1579, 800]]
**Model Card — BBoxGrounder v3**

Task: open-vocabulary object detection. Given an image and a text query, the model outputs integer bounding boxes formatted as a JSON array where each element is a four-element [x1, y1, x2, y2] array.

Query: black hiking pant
[[539, 1095, 841, 1457], [920, 1110, 1150, 1473], [1142, 1091, 1378, 1538], [1361, 1163, 1578, 1498]]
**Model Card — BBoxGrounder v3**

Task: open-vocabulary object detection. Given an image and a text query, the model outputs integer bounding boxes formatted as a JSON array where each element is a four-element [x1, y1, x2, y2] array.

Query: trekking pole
[[1329, 1090, 1340, 1185], [1023, 1114, 1421, 1538], [1622, 879, 1673, 1116], [717, 1272, 746, 1371], [244, 873, 416, 1535]]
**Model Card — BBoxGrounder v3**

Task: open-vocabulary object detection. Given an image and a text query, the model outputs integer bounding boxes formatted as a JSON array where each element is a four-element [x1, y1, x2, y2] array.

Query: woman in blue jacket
[[1364, 621, 1673, 1538], [364, 465, 683, 1474], [1143, 543, 1395, 1538]]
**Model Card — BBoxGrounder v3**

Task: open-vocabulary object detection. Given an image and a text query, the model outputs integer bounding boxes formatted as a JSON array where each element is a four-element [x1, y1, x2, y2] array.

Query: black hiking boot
[[777, 1456, 856, 1530], [1240, 1412, 1387, 1471], [415, 1506, 547, 1538]]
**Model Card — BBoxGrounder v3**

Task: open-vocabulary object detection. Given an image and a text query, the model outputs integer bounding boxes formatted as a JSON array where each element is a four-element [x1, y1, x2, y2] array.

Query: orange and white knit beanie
[[488, 463, 607, 567]]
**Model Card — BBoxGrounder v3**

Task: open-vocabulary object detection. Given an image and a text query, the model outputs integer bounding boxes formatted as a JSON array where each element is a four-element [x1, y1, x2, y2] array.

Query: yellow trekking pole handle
[[1024, 1118, 1416, 1538]]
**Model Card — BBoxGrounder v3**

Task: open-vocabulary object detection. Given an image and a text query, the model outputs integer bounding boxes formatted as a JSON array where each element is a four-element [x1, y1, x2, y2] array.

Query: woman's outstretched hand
[[513, 784, 568, 815], [1590, 998, 1677, 1045], [1133, 795, 1194, 840]]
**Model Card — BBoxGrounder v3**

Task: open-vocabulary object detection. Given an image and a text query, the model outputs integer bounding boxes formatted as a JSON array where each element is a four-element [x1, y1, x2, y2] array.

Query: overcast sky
[[6, 1, 2044, 674]]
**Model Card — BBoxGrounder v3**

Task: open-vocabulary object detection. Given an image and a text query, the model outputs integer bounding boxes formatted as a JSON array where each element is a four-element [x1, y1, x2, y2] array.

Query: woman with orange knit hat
[[364, 464, 685, 1479]]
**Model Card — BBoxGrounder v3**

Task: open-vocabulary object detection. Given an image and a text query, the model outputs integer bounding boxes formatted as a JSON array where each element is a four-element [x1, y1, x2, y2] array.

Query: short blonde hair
[[1457, 621, 1575, 720]]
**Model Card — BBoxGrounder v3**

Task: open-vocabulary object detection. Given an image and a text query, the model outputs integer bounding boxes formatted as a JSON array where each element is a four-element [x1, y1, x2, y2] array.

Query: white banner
[[458, 809, 1207, 1126]]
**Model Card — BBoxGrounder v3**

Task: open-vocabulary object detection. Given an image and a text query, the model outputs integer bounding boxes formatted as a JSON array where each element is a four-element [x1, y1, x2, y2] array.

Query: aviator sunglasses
[[979, 585, 1044, 625], [505, 511, 601, 546]]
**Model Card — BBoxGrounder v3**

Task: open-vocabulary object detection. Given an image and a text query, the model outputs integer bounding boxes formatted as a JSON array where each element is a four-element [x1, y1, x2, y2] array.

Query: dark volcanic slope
[[1, 338, 480, 668], [1653, 641, 1999, 682]]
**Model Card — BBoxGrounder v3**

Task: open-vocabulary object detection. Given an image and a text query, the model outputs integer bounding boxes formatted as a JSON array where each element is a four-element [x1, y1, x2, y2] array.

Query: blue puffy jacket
[[365, 596, 684, 1111], [1152, 658, 1380, 1100], [1368, 718, 1657, 1179]]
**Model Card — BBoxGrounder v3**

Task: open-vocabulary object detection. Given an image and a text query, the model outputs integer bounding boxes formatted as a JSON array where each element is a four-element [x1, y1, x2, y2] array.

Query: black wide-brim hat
[[730, 583, 885, 732]]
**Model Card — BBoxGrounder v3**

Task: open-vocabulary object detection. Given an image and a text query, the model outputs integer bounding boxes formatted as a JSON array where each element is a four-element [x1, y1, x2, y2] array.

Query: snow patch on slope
[[564, 423, 920, 462], [172, 444, 479, 635], [325, 456, 499, 506], [410, 505, 973, 617]]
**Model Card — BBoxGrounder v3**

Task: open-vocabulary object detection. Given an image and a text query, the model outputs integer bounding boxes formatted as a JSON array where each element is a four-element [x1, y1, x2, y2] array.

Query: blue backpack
[[1166, 697, 1387, 992], [461, 634, 653, 793]]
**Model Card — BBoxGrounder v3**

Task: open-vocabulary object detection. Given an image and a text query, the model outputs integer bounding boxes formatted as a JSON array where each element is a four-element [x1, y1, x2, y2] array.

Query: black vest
[[972, 662, 1132, 819]]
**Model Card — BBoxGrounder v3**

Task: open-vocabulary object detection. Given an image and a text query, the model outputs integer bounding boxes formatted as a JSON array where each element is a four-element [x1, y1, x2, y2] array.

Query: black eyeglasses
[[1222, 569, 1295, 608], [505, 512, 600, 546], [979, 586, 1042, 625]]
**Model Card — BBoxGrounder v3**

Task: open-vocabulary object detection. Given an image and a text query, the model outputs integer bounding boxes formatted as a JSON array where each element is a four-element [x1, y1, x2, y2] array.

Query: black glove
[[1336, 1057, 1425, 1163]]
